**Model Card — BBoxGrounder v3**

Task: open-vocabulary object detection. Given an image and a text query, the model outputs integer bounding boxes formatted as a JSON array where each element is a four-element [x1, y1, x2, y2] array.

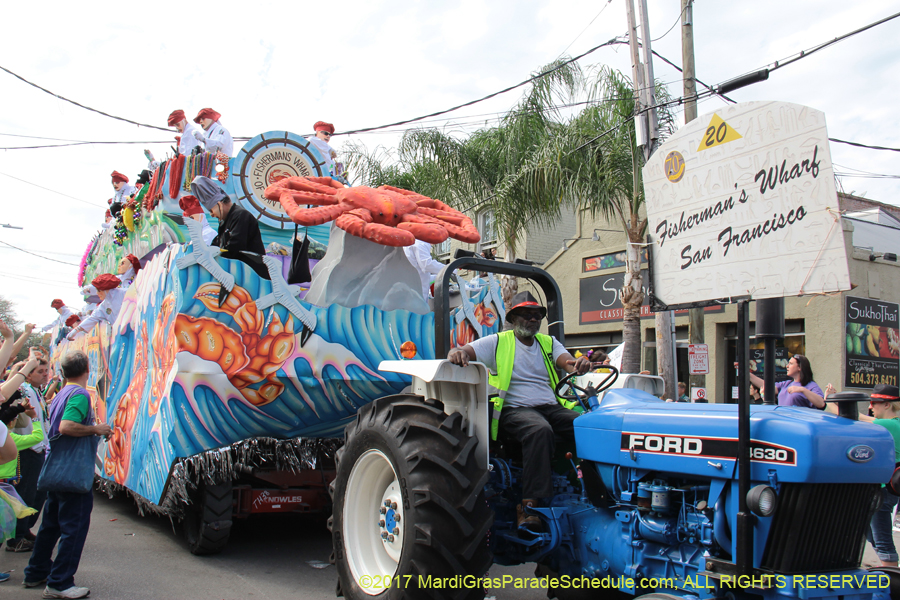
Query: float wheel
[[183, 482, 234, 555]]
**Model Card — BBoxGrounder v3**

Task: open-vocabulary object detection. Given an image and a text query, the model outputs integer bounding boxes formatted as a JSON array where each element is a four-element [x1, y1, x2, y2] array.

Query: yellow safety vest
[[487, 330, 577, 440]]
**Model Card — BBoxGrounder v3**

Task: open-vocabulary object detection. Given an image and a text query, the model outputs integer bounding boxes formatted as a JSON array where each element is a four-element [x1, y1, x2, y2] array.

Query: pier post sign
[[642, 102, 850, 306]]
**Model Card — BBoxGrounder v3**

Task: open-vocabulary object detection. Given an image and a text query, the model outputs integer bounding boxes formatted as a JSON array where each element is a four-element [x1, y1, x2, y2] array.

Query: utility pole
[[682, 0, 705, 400], [627, 0, 677, 401]]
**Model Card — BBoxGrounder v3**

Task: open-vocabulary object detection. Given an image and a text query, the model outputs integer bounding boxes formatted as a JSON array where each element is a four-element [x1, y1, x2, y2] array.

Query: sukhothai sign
[[845, 296, 899, 389], [643, 101, 850, 306]]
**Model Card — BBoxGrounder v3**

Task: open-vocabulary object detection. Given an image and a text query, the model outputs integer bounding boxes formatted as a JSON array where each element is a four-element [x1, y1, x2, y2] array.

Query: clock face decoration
[[229, 131, 326, 228]]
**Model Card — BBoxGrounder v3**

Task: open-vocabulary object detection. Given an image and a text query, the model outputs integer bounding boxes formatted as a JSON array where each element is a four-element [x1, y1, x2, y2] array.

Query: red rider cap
[[92, 274, 122, 291], [167, 109, 185, 126], [505, 291, 547, 323], [125, 254, 141, 274], [194, 108, 221, 123], [50, 299, 65, 309], [111, 171, 129, 184], [179, 195, 204, 217], [313, 121, 335, 134]]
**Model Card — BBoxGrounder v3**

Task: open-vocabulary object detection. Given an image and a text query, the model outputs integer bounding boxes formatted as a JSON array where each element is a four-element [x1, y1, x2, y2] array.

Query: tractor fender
[[379, 359, 491, 471]]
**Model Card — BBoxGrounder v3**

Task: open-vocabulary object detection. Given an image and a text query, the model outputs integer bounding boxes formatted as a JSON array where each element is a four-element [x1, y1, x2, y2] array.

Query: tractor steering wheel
[[555, 364, 620, 412]]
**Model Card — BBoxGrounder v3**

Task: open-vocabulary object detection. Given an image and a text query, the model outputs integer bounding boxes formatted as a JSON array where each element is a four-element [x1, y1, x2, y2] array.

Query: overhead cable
[[555, 1, 615, 58], [335, 37, 627, 136], [652, 1, 691, 43], [829, 138, 900, 153], [0, 171, 104, 207], [0, 65, 172, 132], [0, 240, 79, 266], [765, 10, 900, 75]]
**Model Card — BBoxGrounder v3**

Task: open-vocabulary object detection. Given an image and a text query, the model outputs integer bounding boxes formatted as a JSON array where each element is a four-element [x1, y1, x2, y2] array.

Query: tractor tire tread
[[332, 394, 491, 600]]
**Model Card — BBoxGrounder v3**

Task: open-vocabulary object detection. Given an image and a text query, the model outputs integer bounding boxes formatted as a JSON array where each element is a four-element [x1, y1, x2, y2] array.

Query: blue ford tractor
[[329, 256, 897, 600]]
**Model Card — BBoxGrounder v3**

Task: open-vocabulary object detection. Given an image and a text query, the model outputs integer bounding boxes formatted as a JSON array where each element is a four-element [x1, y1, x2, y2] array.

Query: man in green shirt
[[23, 351, 111, 599], [857, 384, 900, 568]]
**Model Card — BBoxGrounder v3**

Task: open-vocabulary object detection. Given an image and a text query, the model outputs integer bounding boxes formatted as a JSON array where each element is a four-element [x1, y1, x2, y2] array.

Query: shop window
[[725, 320, 806, 403], [435, 238, 451, 260], [478, 210, 497, 250]]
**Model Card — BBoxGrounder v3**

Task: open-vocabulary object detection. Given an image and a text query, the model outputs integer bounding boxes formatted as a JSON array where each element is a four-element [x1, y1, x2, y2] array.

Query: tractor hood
[[574, 388, 894, 484]]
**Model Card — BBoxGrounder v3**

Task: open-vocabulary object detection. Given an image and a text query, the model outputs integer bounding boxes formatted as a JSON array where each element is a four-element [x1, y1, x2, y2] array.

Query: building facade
[[543, 194, 900, 403]]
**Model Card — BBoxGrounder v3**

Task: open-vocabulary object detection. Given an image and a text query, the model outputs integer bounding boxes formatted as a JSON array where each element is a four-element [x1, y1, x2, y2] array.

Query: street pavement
[[0, 491, 891, 599], [0, 491, 543, 600]]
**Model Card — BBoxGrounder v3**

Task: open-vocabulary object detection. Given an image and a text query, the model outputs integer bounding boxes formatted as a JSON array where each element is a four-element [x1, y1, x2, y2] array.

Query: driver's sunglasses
[[319, 131, 332, 137], [518, 311, 544, 321]]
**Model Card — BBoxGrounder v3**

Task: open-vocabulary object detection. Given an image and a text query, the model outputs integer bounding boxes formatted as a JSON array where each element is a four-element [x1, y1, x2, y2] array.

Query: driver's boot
[[517, 499, 541, 530]]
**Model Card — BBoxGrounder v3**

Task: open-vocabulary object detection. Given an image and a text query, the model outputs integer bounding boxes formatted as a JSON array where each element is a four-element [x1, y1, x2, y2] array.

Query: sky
[[0, 0, 898, 327]]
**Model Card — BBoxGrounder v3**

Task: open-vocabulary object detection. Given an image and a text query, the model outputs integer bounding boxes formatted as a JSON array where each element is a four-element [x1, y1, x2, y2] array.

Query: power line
[[335, 36, 627, 136], [0, 132, 164, 143], [0, 240, 79, 266], [0, 273, 73, 289], [652, 1, 690, 43], [0, 64, 172, 133], [765, 9, 900, 76], [648, 46, 900, 154], [0, 140, 175, 150], [556, 1, 615, 59], [829, 138, 900, 153], [0, 247, 82, 258], [0, 171, 104, 207], [649, 48, 735, 103]]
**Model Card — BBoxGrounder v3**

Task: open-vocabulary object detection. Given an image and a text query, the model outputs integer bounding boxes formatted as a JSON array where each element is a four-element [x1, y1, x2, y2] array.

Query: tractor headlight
[[747, 485, 777, 517]]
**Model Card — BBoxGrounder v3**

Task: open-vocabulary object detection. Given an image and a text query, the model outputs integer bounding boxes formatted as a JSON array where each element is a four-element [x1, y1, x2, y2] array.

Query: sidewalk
[[861, 514, 900, 567]]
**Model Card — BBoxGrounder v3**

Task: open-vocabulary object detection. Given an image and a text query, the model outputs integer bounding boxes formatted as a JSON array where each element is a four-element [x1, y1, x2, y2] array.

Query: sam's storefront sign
[[579, 270, 722, 324]]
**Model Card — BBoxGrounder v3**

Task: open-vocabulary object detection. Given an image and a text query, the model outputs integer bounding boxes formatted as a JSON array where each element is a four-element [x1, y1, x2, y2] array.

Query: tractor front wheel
[[329, 394, 492, 599]]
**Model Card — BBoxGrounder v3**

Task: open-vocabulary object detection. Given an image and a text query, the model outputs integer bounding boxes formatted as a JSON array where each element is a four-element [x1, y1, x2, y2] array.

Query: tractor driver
[[448, 291, 591, 530]]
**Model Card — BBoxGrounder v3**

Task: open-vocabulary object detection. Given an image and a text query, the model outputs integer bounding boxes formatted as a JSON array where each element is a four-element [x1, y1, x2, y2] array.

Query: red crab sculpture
[[263, 176, 480, 247]]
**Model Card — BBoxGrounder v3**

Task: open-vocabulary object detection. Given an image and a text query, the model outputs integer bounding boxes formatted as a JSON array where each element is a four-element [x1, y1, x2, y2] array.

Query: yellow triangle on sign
[[697, 113, 742, 151]]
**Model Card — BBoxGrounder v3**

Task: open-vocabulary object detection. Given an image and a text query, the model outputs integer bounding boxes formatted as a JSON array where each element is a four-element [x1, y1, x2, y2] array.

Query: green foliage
[[344, 61, 674, 253], [345, 59, 584, 256], [0, 295, 48, 362], [15, 333, 45, 363], [0, 295, 21, 331]]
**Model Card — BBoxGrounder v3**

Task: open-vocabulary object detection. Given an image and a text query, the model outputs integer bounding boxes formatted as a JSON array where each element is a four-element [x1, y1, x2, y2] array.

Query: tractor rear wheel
[[183, 482, 234, 555], [329, 394, 493, 599]]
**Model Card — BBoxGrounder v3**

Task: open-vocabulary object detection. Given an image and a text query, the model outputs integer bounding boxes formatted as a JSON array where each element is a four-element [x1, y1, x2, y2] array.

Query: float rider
[[448, 291, 591, 530], [192, 108, 233, 157], [167, 109, 202, 156], [307, 121, 349, 185], [67, 274, 126, 340], [190, 176, 269, 279], [110, 171, 134, 206], [41, 300, 75, 335]]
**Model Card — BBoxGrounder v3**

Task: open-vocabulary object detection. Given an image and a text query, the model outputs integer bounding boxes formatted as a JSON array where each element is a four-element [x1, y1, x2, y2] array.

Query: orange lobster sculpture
[[263, 176, 481, 247]]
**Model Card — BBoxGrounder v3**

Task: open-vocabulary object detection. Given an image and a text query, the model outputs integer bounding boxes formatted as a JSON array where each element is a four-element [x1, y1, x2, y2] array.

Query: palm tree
[[513, 66, 675, 374], [346, 60, 582, 305], [345, 63, 674, 374]]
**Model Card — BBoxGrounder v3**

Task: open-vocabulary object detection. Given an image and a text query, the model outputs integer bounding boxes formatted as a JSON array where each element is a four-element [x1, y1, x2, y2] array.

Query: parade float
[[54, 130, 502, 554]]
